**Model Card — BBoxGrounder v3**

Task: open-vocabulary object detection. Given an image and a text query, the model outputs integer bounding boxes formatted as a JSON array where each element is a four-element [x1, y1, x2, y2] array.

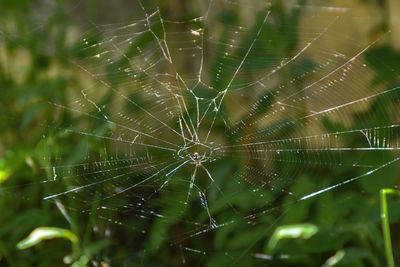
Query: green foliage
[[0, 0, 399, 266]]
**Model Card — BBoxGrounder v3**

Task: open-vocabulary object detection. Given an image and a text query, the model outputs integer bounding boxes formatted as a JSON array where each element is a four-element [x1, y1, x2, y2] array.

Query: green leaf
[[358, 151, 398, 195], [267, 223, 318, 252], [364, 46, 400, 85], [16, 227, 78, 250], [71, 255, 89, 267], [0, 158, 9, 184], [322, 250, 345, 267]]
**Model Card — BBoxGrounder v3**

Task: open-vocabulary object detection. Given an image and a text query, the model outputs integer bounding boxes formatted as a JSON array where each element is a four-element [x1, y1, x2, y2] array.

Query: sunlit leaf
[[266, 223, 318, 252], [322, 250, 345, 267], [0, 158, 9, 184], [16, 227, 78, 250]]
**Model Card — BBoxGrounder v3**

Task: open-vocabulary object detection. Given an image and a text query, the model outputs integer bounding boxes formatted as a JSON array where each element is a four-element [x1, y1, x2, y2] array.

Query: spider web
[[20, 0, 400, 264]]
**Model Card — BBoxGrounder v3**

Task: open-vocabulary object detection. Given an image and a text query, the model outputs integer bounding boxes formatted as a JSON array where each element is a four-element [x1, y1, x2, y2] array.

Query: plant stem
[[380, 188, 400, 267]]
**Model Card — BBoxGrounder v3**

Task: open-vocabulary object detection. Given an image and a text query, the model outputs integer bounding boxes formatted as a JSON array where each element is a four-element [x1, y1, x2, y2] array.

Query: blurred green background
[[1, 0, 400, 266]]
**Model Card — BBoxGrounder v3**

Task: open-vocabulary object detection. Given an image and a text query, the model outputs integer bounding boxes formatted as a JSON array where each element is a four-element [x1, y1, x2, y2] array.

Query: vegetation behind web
[[0, 0, 399, 266]]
